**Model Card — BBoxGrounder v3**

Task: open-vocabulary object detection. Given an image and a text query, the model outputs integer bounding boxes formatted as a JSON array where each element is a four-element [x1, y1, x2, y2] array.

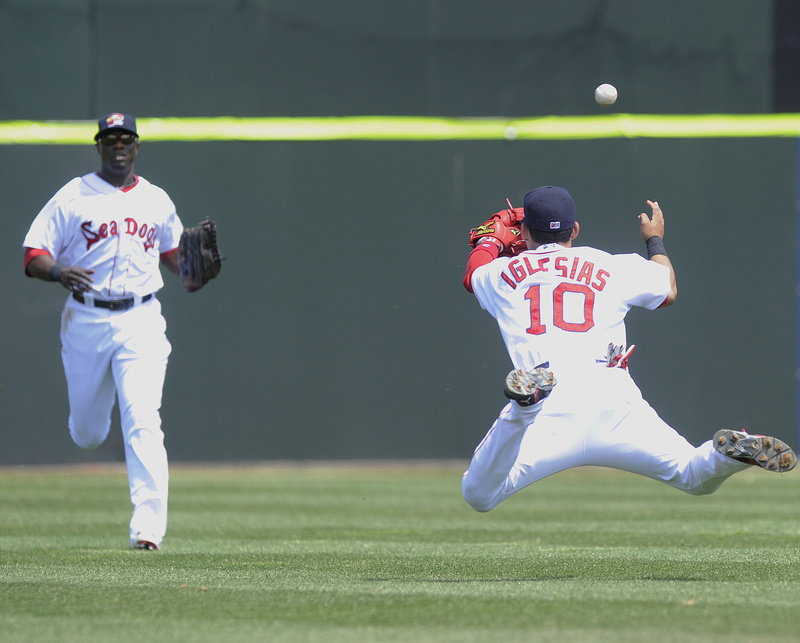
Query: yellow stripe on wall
[[3, 114, 800, 144]]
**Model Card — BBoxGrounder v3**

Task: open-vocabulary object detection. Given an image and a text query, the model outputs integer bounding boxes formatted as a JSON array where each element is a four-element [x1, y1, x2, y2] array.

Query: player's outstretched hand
[[639, 200, 665, 241]]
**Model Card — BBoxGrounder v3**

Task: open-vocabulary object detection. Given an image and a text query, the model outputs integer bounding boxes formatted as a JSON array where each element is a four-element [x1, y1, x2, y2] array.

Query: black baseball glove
[[178, 218, 223, 292]]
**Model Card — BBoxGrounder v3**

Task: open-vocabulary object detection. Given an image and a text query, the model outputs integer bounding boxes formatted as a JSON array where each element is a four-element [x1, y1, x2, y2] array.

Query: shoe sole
[[504, 368, 557, 405], [713, 429, 797, 473], [133, 540, 159, 551]]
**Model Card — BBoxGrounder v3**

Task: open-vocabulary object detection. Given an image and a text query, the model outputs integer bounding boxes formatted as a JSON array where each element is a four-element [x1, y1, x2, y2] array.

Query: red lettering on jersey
[[576, 261, 594, 285], [501, 272, 517, 289], [523, 256, 550, 275], [144, 227, 156, 252], [81, 222, 102, 249], [537, 257, 550, 274], [553, 283, 595, 332], [503, 254, 609, 295], [522, 256, 534, 274], [592, 269, 609, 291], [525, 285, 546, 335], [80, 218, 159, 253], [554, 256, 568, 278], [568, 257, 580, 280], [504, 256, 551, 286], [509, 259, 526, 283]]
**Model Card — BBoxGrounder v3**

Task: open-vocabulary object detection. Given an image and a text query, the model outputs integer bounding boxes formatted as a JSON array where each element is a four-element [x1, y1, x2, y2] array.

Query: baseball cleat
[[713, 429, 797, 473], [504, 366, 557, 406], [133, 540, 159, 551]]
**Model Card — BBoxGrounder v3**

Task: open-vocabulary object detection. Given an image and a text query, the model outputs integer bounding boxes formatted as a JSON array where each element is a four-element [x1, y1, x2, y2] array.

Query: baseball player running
[[461, 186, 795, 513], [22, 113, 187, 551]]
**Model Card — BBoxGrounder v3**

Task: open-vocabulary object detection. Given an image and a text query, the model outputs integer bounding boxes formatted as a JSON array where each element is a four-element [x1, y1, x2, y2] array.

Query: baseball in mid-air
[[594, 83, 618, 107]]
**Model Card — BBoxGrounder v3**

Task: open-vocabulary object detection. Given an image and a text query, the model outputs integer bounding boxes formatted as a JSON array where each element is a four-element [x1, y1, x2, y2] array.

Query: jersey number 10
[[525, 283, 595, 334]]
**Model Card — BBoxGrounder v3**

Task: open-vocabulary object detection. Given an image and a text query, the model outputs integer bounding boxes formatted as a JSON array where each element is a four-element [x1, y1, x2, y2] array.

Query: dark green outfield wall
[[1, 1, 796, 464], [0, 0, 774, 119]]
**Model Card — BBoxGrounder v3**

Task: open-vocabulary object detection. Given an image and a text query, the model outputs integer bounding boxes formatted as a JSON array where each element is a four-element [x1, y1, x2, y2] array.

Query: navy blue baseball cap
[[95, 112, 137, 140], [523, 186, 576, 232]]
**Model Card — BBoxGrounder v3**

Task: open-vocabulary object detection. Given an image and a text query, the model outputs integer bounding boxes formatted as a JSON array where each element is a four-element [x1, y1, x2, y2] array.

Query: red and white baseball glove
[[468, 200, 526, 256]]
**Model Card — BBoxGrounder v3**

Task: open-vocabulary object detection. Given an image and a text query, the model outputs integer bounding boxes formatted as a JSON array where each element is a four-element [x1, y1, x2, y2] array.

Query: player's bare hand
[[58, 266, 95, 292], [639, 200, 665, 241]]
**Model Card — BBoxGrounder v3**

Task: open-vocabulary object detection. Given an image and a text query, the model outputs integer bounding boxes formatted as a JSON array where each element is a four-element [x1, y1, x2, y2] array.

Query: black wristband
[[645, 235, 667, 259], [47, 263, 63, 282]]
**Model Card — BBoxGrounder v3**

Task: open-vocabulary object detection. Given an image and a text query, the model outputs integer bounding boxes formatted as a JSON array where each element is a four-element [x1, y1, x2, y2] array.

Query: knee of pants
[[462, 478, 500, 513], [683, 486, 715, 497], [120, 405, 162, 437], [69, 417, 111, 450], [679, 478, 726, 497], [126, 424, 165, 445]]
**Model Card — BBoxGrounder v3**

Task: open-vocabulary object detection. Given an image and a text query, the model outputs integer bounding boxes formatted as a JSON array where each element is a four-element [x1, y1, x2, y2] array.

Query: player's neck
[[97, 169, 137, 188]]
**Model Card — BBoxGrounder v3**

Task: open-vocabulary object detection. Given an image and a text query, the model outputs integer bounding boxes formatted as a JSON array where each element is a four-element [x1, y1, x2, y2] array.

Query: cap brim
[[94, 127, 138, 140]]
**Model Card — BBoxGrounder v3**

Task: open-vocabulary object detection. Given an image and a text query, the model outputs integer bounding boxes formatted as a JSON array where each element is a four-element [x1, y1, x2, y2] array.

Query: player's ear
[[520, 223, 533, 248], [571, 222, 580, 241]]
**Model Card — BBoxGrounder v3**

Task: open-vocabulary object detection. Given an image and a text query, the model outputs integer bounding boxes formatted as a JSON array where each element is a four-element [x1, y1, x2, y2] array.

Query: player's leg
[[462, 401, 539, 512], [112, 302, 171, 548], [463, 406, 586, 512], [60, 306, 115, 449], [587, 389, 748, 495], [462, 370, 581, 511]]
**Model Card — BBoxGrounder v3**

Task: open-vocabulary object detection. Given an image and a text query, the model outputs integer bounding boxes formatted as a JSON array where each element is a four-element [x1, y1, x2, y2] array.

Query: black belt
[[72, 292, 152, 311]]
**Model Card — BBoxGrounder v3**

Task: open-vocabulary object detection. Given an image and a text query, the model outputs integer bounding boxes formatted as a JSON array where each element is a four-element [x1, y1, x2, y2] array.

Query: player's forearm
[[25, 252, 95, 291], [25, 253, 59, 282], [649, 254, 677, 307], [463, 241, 500, 293], [160, 249, 180, 276]]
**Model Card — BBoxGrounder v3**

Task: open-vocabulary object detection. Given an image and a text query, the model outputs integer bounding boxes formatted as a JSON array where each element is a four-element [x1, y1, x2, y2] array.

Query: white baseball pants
[[60, 296, 170, 547], [462, 364, 747, 512]]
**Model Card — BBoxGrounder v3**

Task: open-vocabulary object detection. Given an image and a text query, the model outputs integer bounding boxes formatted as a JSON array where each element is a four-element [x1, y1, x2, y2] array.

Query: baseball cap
[[95, 112, 137, 140], [523, 186, 576, 232]]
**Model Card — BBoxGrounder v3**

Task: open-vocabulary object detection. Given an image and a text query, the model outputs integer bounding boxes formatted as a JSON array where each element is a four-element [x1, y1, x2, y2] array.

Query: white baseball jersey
[[23, 172, 183, 297], [469, 243, 671, 372], [23, 171, 184, 549], [462, 242, 747, 513]]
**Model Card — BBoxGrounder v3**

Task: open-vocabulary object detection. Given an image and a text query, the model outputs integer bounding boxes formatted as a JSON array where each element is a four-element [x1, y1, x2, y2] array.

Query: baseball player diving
[[22, 113, 220, 550], [461, 186, 796, 513]]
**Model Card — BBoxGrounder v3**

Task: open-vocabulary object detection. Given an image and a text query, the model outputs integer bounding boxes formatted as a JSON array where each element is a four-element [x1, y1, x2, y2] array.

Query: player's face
[[96, 131, 140, 174]]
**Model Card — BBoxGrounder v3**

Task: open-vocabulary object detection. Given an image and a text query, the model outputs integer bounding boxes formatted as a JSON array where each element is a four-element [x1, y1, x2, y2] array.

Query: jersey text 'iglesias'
[[500, 254, 610, 292], [467, 243, 671, 372]]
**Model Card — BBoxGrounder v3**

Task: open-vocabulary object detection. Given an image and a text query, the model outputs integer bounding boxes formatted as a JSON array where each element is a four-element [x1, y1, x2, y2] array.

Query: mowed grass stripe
[[0, 464, 797, 642]]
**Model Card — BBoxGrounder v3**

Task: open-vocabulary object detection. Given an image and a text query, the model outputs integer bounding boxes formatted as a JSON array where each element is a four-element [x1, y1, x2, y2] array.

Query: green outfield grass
[[0, 461, 798, 642]]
